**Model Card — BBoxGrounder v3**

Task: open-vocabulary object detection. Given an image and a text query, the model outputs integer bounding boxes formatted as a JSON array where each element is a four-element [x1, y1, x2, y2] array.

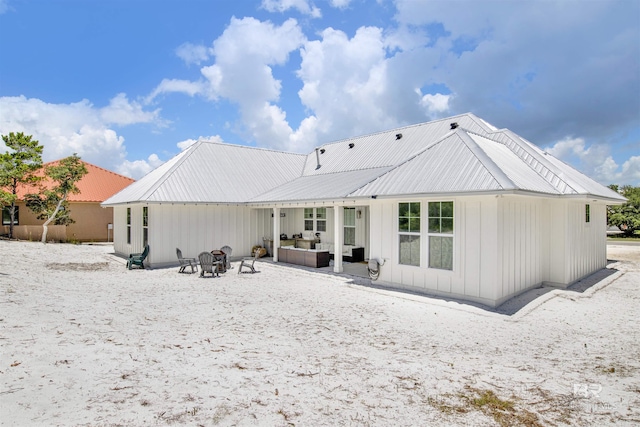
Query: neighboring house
[[102, 113, 626, 307], [3, 160, 135, 242]]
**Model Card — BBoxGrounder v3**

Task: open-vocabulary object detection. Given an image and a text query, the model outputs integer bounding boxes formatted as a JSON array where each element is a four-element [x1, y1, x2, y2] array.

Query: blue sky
[[1, 0, 638, 185]]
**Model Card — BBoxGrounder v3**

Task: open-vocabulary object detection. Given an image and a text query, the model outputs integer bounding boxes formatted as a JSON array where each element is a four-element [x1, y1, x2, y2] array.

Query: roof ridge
[[199, 139, 307, 158], [43, 159, 135, 181], [138, 144, 198, 201], [486, 129, 580, 194], [317, 113, 478, 148], [344, 129, 467, 196], [454, 129, 517, 190]]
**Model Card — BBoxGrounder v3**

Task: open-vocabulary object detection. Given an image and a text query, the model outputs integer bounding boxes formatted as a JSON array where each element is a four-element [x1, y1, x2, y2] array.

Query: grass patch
[[457, 386, 544, 427], [471, 389, 514, 411]]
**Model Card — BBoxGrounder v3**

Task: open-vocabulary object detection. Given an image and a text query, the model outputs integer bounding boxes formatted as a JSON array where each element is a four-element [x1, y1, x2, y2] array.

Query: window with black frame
[[2, 206, 19, 225]]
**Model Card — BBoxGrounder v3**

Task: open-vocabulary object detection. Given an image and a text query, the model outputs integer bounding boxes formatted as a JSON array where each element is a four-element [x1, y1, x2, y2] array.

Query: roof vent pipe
[[315, 147, 321, 170], [396, 133, 403, 140], [349, 143, 355, 149], [450, 122, 459, 130]]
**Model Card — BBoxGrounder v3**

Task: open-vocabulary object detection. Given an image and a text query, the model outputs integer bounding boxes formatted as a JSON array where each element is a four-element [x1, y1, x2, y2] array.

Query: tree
[[24, 154, 88, 243], [0, 132, 44, 238], [607, 185, 640, 237]]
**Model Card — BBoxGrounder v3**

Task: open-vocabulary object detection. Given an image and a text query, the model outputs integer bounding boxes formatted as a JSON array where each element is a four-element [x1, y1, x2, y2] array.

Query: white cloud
[[175, 42, 212, 65], [100, 93, 160, 126], [544, 137, 640, 186], [329, 0, 351, 9], [117, 154, 165, 179], [416, 90, 451, 115], [296, 26, 413, 148], [0, 95, 163, 179], [200, 17, 306, 151], [262, 0, 321, 18], [146, 79, 204, 103]]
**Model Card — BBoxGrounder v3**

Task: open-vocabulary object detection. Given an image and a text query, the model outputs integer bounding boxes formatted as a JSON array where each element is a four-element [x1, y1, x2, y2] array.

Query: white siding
[[565, 201, 608, 284], [114, 204, 264, 267], [113, 205, 145, 261], [543, 200, 606, 287], [369, 196, 501, 307], [495, 197, 544, 303]]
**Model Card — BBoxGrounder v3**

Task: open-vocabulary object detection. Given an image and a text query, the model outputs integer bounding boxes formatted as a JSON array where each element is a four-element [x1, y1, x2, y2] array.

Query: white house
[[102, 113, 626, 307]]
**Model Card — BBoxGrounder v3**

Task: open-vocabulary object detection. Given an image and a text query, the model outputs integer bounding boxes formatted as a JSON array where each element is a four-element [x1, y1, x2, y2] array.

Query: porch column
[[333, 205, 344, 273], [273, 207, 280, 262]]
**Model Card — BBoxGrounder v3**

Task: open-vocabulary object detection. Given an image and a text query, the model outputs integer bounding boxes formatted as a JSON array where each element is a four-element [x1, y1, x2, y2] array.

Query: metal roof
[[349, 132, 506, 197], [301, 113, 492, 176], [102, 141, 306, 205], [250, 167, 392, 203], [102, 113, 627, 206]]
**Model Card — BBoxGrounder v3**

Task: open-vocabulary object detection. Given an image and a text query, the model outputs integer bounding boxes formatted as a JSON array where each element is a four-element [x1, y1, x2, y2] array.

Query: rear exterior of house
[[103, 113, 625, 307], [3, 161, 135, 242]]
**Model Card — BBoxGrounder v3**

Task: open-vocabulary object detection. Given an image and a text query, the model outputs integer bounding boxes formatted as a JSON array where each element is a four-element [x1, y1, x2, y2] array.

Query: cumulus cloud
[[100, 93, 161, 126], [199, 17, 306, 151], [141, 1, 637, 180], [0, 95, 163, 179], [117, 154, 165, 179], [545, 137, 640, 186], [262, 0, 321, 18], [416, 90, 451, 115]]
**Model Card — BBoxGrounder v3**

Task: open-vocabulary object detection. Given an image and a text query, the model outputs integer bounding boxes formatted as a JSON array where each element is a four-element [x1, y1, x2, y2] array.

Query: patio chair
[[127, 245, 149, 270], [220, 245, 232, 270], [238, 250, 260, 274], [198, 251, 220, 278], [176, 248, 198, 274]]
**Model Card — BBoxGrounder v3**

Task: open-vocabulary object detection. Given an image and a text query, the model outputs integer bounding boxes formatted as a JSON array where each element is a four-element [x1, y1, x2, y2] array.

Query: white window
[[304, 208, 314, 231], [428, 201, 453, 270], [344, 207, 356, 246], [304, 207, 327, 232], [398, 202, 420, 266], [316, 207, 327, 232]]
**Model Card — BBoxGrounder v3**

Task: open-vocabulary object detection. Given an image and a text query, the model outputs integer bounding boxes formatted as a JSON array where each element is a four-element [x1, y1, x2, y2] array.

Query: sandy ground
[[1, 241, 639, 427]]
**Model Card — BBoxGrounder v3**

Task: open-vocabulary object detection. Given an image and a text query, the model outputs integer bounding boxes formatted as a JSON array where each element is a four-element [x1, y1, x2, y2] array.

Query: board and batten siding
[[495, 196, 544, 304], [562, 201, 608, 285], [113, 204, 269, 268], [369, 196, 502, 307]]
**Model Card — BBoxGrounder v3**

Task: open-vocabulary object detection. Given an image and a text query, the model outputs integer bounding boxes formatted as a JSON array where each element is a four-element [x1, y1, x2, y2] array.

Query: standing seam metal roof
[[102, 113, 627, 206]]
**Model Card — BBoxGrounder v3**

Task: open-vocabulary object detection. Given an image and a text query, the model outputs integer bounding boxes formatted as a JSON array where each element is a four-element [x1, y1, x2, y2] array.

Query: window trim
[[142, 206, 149, 246], [126, 207, 131, 244], [427, 201, 454, 271], [344, 207, 356, 246], [304, 207, 327, 233], [585, 204, 590, 223], [398, 202, 421, 267]]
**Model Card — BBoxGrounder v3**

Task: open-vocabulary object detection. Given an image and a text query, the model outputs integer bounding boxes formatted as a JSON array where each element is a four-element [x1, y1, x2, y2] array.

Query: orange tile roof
[[13, 160, 135, 202]]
